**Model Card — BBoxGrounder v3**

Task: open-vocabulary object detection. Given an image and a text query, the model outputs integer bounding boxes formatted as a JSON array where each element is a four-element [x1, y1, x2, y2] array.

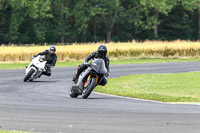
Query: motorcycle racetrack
[[0, 62, 200, 133]]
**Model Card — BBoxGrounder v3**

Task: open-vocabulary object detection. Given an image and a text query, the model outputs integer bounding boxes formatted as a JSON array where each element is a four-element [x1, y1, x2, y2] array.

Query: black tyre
[[82, 78, 97, 99], [24, 68, 35, 82], [70, 86, 78, 98], [69, 84, 78, 98]]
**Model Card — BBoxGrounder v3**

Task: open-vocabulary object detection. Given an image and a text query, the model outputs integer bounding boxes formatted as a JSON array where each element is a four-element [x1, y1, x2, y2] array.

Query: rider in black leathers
[[34, 45, 57, 76], [73, 44, 110, 86]]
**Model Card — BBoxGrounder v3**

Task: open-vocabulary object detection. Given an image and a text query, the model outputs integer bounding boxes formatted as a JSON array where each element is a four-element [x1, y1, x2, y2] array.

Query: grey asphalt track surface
[[0, 62, 200, 133]]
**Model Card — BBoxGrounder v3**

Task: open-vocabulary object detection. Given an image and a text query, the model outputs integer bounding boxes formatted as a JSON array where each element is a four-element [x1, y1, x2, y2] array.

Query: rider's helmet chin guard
[[97, 44, 107, 58], [49, 45, 56, 54]]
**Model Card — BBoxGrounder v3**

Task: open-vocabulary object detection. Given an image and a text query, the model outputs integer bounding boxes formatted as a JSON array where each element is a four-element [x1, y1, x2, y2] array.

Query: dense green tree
[[73, 0, 104, 42], [48, 0, 73, 43], [159, 5, 193, 40], [99, 0, 122, 42], [180, 0, 200, 40], [139, 0, 177, 39], [113, 0, 140, 41], [0, 0, 200, 44], [0, 1, 10, 44], [0, 0, 51, 44]]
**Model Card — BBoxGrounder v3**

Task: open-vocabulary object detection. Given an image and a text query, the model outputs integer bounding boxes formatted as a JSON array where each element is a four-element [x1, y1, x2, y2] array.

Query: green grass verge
[[111, 58, 200, 64], [1, 58, 200, 70], [95, 72, 200, 103]]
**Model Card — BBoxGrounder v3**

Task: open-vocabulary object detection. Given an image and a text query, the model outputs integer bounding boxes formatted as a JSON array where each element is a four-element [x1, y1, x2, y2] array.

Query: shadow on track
[[24, 80, 60, 83], [75, 97, 119, 100]]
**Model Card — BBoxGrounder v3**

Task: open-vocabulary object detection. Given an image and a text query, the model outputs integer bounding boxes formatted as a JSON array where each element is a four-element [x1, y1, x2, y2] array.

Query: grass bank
[[95, 72, 200, 103], [1, 58, 200, 70]]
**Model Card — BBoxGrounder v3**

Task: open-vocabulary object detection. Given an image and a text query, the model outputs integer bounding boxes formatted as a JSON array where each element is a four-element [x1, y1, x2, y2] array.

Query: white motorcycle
[[24, 55, 47, 82]]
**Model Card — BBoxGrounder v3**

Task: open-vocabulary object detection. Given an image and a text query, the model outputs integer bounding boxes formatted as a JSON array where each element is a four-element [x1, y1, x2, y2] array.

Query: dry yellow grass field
[[1, 41, 200, 62]]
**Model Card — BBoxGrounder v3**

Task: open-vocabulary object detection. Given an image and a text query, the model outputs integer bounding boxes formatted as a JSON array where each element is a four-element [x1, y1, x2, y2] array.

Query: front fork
[[84, 74, 99, 88], [27, 66, 37, 76]]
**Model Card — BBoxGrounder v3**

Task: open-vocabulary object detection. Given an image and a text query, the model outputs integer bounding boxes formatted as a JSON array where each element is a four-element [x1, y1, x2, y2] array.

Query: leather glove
[[83, 60, 90, 66], [32, 55, 37, 59], [33, 55, 37, 57]]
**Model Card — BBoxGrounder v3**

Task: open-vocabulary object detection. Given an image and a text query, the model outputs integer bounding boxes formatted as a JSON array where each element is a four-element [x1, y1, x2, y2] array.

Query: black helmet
[[97, 44, 107, 58], [49, 45, 56, 52]]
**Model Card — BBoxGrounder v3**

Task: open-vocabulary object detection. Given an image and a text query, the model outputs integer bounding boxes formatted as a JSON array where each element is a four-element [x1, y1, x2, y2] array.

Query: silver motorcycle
[[70, 58, 107, 99]]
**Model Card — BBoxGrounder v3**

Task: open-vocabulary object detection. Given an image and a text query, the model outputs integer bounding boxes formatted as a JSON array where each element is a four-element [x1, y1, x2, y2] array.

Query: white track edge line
[[93, 92, 200, 106]]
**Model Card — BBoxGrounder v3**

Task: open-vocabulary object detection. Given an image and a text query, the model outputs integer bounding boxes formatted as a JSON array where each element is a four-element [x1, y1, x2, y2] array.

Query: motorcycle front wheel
[[24, 68, 35, 82], [82, 78, 97, 99]]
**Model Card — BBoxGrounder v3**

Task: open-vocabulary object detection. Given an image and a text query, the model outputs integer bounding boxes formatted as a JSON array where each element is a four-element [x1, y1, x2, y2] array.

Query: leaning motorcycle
[[70, 58, 107, 99], [24, 55, 47, 82]]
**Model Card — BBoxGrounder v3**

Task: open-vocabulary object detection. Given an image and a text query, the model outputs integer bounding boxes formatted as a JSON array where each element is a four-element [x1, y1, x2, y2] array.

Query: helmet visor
[[98, 50, 106, 57], [50, 50, 55, 54]]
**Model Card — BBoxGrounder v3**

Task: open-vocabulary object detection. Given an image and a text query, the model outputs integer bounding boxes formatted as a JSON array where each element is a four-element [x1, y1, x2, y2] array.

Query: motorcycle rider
[[72, 44, 109, 86], [33, 45, 57, 76]]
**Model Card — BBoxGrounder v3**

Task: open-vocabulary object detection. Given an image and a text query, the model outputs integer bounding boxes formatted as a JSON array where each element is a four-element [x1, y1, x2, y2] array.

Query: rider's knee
[[99, 78, 107, 86], [47, 73, 51, 76]]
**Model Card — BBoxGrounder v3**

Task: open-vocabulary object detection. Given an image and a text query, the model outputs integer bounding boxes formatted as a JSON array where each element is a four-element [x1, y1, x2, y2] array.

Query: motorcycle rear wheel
[[69, 84, 78, 98], [24, 68, 35, 82]]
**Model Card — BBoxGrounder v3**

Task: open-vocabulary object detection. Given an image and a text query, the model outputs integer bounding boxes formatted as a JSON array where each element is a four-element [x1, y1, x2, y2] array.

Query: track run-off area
[[0, 62, 200, 133]]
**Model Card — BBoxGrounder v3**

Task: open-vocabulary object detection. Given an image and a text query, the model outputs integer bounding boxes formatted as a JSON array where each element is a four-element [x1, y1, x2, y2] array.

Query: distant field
[[1, 41, 200, 62]]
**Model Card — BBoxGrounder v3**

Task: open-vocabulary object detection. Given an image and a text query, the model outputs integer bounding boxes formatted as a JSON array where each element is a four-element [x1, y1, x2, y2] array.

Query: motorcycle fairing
[[91, 59, 107, 75], [74, 68, 90, 94]]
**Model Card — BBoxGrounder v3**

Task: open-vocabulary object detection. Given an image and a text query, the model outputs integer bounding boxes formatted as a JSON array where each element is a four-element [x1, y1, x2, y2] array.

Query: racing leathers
[[34, 50, 57, 76]]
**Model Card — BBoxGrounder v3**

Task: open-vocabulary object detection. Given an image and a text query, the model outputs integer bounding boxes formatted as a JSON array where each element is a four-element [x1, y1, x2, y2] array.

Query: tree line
[[0, 0, 200, 45]]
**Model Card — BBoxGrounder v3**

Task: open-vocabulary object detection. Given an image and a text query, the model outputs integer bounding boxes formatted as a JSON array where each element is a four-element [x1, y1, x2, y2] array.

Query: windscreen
[[91, 59, 107, 75]]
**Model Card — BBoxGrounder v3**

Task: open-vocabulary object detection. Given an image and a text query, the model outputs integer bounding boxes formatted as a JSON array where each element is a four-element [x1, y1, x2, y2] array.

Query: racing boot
[[42, 67, 51, 76], [72, 65, 82, 82], [42, 72, 51, 76], [72, 74, 78, 82]]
